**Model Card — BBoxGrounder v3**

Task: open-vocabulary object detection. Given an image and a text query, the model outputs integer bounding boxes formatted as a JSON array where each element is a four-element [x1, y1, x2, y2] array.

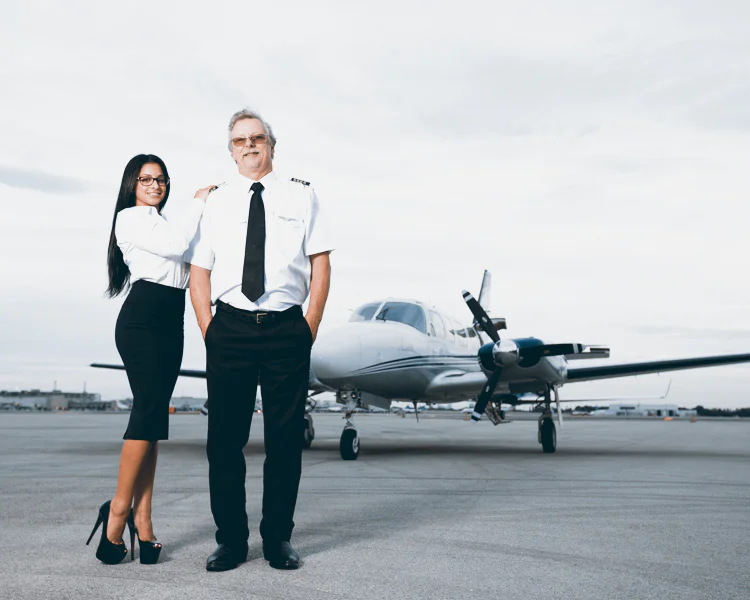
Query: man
[[188, 109, 333, 571]]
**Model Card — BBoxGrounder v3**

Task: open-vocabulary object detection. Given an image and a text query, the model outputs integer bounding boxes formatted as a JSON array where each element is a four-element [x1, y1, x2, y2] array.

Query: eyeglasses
[[231, 134, 270, 148], [137, 176, 169, 187]]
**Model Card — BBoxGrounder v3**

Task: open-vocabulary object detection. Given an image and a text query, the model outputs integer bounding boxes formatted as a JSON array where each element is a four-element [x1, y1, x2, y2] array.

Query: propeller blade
[[470, 368, 503, 422], [462, 291, 499, 343]]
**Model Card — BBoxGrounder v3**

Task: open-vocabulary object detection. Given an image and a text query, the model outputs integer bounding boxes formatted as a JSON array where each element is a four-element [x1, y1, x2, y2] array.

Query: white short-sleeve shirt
[[115, 196, 205, 289], [186, 170, 334, 311]]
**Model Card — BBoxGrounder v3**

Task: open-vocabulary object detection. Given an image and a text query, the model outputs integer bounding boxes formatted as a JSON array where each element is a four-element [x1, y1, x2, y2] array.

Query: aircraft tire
[[340, 428, 360, 460], [302, 415, 315, 450], [540, 417, 556, 453]]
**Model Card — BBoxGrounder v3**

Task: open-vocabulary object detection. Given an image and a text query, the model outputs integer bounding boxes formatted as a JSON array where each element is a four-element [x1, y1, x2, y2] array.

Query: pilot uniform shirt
[[115, 197, 206, 289], [186, 170, 334, 312]]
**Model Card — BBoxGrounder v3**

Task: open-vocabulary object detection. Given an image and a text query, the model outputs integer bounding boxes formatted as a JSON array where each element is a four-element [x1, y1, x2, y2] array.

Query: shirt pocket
[[274, 215, 305, 261]]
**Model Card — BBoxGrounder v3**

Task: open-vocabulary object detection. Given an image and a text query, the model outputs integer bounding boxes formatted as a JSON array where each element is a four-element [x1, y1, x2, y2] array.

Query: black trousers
[[115, 280, 185, 441], [205, 302, 312, 548]]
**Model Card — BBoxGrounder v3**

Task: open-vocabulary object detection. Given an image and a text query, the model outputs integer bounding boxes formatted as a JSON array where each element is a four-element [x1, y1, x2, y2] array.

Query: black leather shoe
[[206, 544, 248, 572], [263, 541, 300, 570]]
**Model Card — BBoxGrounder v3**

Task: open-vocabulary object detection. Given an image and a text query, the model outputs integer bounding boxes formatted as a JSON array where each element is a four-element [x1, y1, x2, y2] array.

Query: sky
[[1, 1, 750, 408]]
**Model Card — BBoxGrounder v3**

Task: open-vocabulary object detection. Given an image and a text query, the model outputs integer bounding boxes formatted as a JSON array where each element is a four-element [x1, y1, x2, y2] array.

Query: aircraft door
[[428, 310, 447, 355]]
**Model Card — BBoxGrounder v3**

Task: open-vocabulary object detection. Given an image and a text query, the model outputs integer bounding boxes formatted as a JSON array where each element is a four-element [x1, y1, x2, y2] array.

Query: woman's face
[[134, 163, 167, 208]]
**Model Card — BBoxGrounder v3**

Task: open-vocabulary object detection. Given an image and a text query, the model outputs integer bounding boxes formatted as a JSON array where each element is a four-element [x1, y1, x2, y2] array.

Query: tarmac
[[0, 411, 748, 600]]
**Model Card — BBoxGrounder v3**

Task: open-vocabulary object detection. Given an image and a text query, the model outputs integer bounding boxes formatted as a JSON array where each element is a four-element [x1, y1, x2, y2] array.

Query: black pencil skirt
[[115, 280, 185, 441]]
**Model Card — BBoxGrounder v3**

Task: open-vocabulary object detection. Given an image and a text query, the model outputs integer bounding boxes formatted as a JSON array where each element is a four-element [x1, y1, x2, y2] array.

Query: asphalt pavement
[[0, 412, 748, 600]]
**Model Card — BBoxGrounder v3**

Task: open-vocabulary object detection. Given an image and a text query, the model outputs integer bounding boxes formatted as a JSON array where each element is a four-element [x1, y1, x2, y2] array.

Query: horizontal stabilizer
[[564, 346, 610, 360], [471, 317, 507, 333], [539, 343, 584, 356], [490, 317, 507, 331], [518, 343, 587, 362]]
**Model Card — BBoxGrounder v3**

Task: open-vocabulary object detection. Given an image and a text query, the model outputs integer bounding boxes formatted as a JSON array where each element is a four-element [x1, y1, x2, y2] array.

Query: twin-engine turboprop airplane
[[92, 271, 750, 461]]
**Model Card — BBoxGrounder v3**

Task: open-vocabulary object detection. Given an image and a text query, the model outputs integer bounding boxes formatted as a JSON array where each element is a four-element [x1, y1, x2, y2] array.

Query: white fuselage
[[310, 299, 567, 408]]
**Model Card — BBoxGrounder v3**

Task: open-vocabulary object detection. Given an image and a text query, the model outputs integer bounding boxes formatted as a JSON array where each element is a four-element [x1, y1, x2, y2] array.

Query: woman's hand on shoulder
[[195, 185, 221, 202]]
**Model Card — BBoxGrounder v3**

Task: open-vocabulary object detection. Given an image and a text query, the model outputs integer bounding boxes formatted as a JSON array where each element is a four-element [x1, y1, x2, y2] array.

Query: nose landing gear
[[337, 390, 361, 460], [340, 422, 360, 460]]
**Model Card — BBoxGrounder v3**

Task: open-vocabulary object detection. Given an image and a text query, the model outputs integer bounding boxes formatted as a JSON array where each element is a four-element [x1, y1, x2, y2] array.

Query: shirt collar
[[235, 169, 278, 192]]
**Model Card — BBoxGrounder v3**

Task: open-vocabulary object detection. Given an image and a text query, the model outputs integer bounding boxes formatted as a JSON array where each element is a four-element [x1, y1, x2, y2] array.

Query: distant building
[[171, 397, 208, 412], [0, 389, 108, 411], [591, 404, 696, 418]]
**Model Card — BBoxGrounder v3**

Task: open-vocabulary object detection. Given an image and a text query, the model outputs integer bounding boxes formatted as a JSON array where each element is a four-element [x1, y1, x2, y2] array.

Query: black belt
[[216, 300, 302, 325]]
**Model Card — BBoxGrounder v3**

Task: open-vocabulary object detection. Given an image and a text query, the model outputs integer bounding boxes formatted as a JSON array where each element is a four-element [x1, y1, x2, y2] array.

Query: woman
[[86, 154, 216, 564]]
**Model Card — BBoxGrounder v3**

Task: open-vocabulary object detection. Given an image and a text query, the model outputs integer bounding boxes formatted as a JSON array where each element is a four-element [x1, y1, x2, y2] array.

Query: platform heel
[[127, 511, 163, 564], [86, 500, 128, 565]]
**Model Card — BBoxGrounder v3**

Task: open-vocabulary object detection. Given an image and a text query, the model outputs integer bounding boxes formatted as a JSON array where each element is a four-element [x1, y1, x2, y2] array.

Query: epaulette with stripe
[[290, 178, 310, 186]]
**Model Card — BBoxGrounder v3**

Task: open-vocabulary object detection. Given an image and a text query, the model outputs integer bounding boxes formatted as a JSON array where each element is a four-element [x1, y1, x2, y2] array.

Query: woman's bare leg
[[107, 440, 152, 543], [132, 441, 159, 541]]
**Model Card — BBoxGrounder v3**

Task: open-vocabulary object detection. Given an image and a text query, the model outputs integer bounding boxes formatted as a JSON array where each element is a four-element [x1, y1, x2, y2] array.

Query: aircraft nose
[[311, 323, 364, 383]]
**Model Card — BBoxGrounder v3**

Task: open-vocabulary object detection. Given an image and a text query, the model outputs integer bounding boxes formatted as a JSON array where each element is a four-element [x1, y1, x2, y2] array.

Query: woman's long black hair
[[106, 154, 171, 297]]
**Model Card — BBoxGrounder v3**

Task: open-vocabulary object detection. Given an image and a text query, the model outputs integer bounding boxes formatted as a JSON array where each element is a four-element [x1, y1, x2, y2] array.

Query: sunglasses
[[231, 134, 270, 148]]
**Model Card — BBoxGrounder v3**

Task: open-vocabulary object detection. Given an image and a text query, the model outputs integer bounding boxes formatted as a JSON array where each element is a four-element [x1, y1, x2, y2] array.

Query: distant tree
[[693, 405, 750, 417]]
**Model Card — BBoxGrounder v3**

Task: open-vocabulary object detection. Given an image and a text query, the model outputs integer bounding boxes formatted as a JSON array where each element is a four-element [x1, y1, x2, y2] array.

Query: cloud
[[0, 165, 94, 194], [1, 1, 750, 408]]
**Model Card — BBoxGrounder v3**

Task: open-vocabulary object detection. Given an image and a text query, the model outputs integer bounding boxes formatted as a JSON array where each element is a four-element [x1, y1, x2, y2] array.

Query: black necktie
[[242, 181, 265, 302]]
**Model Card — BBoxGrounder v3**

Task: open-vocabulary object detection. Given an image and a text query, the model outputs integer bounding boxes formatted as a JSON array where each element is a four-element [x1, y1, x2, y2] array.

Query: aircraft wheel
[[302, 414, 315, 450], [340, 428, 360, 460], [540, 417, 556, 453]]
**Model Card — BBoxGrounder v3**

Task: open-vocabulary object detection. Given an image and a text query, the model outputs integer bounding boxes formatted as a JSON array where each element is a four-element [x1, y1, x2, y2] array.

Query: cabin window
[[445, 319, 457, 343], [374, 302, 427, 334], [349, 302, 381, 322], [448, 319, 467, 347], [428, 311, 446, 338]]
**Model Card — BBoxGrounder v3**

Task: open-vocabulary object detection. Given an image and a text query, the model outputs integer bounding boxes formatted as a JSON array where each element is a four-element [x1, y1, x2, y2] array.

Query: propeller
[[470, 367, 504, 422], [463, 291, 503, 421], [463, 291, 499, 343], [463, 290, 585, 423]]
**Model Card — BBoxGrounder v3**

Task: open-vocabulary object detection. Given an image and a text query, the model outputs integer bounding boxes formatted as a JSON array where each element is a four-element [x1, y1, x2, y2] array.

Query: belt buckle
[[255, 312, 269, 324]]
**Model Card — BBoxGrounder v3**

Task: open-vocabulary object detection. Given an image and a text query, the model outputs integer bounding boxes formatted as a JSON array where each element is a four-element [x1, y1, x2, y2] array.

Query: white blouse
[[115, 197, 205, 290]]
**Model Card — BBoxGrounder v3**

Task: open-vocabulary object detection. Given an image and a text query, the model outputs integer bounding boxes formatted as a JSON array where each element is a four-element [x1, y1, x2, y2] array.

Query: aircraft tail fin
[[468, 271, 506, 336], [477, 270, 491, 314]]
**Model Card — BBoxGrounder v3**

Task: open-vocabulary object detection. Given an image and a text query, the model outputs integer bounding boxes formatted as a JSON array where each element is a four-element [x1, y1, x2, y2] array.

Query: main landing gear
[[338, 390, 361, 460], [537, 386, 560, 453], [302, 397, 316, 450]]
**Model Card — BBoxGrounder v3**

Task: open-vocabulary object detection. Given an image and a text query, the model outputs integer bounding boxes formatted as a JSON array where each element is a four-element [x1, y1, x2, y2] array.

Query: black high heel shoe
[[127, 511, 163, 564], [86, 500, 129, 565]]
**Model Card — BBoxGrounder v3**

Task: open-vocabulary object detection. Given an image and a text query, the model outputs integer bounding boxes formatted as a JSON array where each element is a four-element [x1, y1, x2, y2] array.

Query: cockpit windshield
[[349, 302, 381, 323], [374, 302, 427, 334]]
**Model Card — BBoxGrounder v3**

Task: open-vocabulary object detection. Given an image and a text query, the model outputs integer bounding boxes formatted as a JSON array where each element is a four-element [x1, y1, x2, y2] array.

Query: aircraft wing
[[91, 363, 208, 379], [566, 353, 750, 383], [90, 363, 331, 393]]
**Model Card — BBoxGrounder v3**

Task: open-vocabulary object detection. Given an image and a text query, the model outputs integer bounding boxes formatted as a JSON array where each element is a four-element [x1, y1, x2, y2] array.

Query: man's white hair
[[227, 109, 277, 152]]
